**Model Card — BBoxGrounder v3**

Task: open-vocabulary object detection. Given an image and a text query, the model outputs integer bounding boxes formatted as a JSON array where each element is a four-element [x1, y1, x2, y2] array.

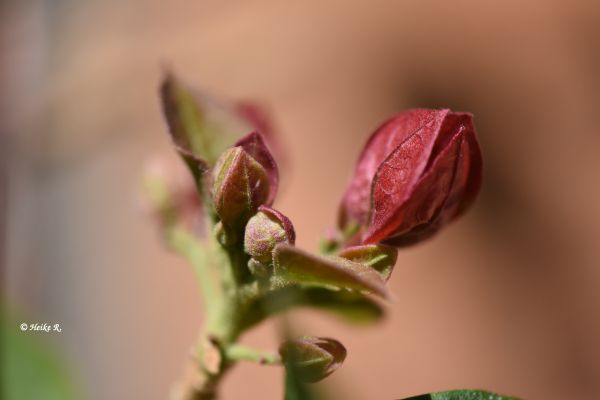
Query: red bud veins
[[339, 109, 482, 246], [235, 132, 279, 205]]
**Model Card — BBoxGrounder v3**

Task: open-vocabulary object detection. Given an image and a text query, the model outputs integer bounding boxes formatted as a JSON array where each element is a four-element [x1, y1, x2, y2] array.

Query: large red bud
[[339, 109, 482, 246]]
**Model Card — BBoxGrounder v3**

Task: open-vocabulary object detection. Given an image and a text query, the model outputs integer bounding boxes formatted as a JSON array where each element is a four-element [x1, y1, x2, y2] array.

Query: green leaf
[[160, 71, 254, 176], [273, 244, 390, 299], [243, 286, 384, 329], [402, 390, 522, 400]]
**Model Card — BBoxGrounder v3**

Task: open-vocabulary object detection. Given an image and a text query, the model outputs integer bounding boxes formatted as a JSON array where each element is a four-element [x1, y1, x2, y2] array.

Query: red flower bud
[[211, 132, 279, 232], [234, 132, 279, 205], [339, 109, 482, 246]]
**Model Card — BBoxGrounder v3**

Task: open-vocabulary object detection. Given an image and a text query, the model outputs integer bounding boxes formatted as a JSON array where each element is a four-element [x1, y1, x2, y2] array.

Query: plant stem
[[166, 226, 221, 317], [225, 344, 281, 365], [167, 223, 275, 399], [168, 227, 257, 399]]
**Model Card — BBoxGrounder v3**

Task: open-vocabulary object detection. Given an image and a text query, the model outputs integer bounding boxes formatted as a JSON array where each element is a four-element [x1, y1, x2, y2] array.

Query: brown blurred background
[[3, 0, 600, 399]]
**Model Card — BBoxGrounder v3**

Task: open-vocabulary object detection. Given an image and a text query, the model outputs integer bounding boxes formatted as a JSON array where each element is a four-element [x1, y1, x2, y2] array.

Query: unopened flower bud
[[339, 109, 482, 246], [279, 336, 346, 383], [211, 132, 279, 232], [244, 206, 295, 264], [211, 147, 270, 229]]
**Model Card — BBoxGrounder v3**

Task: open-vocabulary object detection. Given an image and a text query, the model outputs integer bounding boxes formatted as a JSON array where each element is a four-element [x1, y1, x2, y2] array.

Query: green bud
[[279, 336, 346, 383], [244, 206, 295, 264], [211, 147, 270, 230]]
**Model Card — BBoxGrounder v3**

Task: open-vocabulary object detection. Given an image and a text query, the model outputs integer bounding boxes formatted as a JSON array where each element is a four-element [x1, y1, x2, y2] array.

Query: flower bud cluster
[[157, 72, 484, 389]]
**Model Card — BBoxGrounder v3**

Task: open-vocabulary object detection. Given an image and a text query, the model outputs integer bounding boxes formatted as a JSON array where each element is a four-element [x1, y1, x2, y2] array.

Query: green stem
[[225, 344, 281, 365], [166, 226, 221, 317], [167, 224, 274, 399]]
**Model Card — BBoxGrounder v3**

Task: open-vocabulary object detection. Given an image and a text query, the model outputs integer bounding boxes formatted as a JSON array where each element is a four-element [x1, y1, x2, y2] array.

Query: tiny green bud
[[211, 147, 270, 229], [244, 206, 295, 264], [279, 336, 346, 383]]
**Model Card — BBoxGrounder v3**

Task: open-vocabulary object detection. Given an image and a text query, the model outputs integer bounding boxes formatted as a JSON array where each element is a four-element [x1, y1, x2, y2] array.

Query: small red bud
[[211, 147, 270, 230]]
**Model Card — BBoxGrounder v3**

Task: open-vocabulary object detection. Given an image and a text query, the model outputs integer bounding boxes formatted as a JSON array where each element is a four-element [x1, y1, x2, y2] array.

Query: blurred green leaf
[[243, 286, 384, 329], [160, 71, 254, 177], [273, 245, 390, 299], [2, 310, 81, 400], [402, 390, 521, 400]]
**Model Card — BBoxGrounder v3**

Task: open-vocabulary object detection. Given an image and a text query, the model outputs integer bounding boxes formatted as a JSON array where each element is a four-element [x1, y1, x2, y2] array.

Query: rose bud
[[339, 109, 482, 246], [212, 132, 279, 232], [244, 206, 295, 265], [279, 336, 346, 383]]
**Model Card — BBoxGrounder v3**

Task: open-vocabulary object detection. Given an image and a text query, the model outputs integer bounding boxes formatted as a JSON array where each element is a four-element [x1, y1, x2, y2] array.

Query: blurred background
[[2, 0, 600, 399]]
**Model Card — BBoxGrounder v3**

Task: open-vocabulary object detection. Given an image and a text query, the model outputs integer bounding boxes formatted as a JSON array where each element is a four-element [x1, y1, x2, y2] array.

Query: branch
[[166, 226, 220, 312], [225, 344, 281, 365]]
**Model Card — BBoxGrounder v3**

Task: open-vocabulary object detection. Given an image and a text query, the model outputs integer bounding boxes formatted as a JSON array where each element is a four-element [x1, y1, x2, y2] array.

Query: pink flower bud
[[339, 109, 482, 246], [211, 132, 279, 231], [244, 206, 295, 264], [234, 132, 279, 205]]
